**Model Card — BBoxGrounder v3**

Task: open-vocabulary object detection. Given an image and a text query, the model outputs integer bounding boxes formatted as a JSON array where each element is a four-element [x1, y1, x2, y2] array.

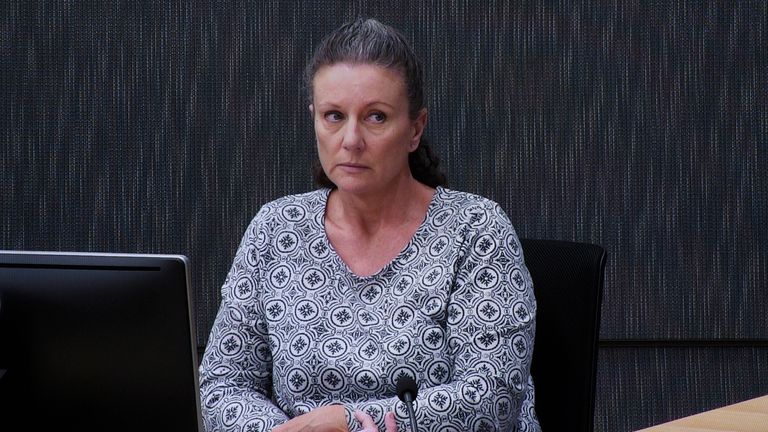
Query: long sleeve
[[199, 215, 290, 431], [199, 189, 540, 432], [346, 203, 541, 432]]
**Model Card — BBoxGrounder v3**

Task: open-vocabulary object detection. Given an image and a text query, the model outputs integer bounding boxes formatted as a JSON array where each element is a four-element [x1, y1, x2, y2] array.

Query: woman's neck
[[326, 178, 435, 237]]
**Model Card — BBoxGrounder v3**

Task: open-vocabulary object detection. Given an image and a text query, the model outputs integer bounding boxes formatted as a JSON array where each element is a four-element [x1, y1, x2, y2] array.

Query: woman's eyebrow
[[316, 100, 398, 110], [365, 101, 396, 110]]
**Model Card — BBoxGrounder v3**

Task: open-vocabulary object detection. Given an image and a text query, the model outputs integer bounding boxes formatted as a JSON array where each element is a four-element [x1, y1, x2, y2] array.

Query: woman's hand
[[354, 410, 398, 432], [271, 405, 347, 432]]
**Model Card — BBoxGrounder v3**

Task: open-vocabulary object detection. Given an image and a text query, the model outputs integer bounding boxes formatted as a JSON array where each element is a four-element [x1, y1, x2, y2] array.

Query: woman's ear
[[409, 108, 428, 151], [308, 104, 314, 117]]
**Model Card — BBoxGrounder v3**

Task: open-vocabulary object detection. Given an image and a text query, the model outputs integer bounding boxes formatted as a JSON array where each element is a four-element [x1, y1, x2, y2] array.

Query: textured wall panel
[[3, 1, 765, 343], [1, 1, 766, 430], [595, 346, 768, 431]]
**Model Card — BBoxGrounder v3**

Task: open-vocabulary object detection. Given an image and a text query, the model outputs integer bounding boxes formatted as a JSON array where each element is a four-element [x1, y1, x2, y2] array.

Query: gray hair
[[305, 18, 425, 119]]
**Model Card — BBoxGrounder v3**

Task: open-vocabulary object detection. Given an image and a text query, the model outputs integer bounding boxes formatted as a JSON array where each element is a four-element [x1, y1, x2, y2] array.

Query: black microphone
[[395, 375, 419, 432]]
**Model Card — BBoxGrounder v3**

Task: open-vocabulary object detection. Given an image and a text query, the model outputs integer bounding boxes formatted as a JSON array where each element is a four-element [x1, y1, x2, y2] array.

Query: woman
[[200, 18, 540, 432]]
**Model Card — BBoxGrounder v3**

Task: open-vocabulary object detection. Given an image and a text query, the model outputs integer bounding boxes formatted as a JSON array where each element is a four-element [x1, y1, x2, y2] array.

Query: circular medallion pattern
[[200, 188, 539, 431]]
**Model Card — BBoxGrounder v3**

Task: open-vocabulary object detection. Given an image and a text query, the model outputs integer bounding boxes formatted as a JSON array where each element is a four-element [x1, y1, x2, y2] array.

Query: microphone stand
[[402, 391, 418, 432]]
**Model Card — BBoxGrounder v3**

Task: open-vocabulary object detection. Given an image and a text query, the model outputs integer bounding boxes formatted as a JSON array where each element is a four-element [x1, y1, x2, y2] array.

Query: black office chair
[[520, 239, 606, 432]]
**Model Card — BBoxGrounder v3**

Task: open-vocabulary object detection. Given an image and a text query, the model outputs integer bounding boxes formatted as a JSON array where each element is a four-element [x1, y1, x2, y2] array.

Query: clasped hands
[[271, 404, 398, 432]]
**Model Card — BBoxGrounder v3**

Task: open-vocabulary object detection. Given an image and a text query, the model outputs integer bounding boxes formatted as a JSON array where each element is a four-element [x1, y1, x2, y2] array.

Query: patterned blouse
[[199, 187, 541, 432]]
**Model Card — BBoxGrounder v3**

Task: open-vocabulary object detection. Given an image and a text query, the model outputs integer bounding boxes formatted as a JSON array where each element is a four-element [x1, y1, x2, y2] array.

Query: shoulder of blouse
[[435, 187, 515, 228], [244, 188, 330, 230], [257, 188, 329, 215]]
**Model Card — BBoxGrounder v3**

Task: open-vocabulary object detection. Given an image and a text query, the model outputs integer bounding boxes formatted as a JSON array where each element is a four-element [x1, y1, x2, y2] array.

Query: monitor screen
[[0, 251, 203, 431]]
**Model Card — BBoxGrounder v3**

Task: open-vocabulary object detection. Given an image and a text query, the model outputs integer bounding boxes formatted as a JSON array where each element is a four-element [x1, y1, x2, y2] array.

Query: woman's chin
[[334, 183, 373, 196], [331, 177, 380, 196]]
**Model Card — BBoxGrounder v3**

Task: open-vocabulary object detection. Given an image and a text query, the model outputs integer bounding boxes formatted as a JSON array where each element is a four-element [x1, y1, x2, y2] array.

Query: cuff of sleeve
[[344, 405, 358, 431]]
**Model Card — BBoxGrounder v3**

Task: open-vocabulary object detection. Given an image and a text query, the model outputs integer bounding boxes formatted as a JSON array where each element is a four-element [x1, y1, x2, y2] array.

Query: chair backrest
[[520, 239, 606, 432]]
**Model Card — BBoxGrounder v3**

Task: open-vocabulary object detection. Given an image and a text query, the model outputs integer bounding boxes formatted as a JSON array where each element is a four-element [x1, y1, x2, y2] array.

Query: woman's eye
[[368, 112, 386, 123], [324, 111, 343, 122]]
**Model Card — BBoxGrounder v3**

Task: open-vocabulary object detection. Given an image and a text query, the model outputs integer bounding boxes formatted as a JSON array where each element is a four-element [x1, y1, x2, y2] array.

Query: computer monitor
[[0, 251, 203, 431]]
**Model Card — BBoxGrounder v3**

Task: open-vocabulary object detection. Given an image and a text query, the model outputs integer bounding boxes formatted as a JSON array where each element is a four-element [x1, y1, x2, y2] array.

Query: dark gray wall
[[2, 1, 766, 430]]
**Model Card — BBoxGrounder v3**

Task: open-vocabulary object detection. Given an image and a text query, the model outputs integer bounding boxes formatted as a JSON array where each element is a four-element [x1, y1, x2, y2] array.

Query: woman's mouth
[[338, 163, 369, 172]]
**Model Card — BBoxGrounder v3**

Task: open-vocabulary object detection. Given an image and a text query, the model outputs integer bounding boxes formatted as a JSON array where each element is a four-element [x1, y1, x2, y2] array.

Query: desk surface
[[638, 394, 768, 432]]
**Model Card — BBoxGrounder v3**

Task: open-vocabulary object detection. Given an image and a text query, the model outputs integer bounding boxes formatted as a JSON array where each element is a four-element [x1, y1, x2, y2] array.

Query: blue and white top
[[200, 187, 540, 432]]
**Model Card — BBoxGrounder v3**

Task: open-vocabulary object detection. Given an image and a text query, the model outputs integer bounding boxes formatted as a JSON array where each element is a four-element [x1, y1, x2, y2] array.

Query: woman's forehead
[[312, 63, 407, 105]]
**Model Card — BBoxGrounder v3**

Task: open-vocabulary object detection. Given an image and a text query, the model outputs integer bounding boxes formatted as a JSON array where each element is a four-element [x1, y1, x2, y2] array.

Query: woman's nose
[[341, 121, 364, 151]]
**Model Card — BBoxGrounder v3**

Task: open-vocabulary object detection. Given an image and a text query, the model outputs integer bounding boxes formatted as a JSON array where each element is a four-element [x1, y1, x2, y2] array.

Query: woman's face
[[311, 62, 426, 196]]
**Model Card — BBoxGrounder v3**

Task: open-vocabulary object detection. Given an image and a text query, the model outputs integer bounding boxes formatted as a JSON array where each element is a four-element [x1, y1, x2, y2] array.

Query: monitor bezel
[[0, 250, 203, 431]]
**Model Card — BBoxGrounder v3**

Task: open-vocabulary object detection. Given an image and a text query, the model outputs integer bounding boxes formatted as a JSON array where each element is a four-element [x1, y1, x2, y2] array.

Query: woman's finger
[[354, 410, 378, 431], [384, 411, 398, 432]]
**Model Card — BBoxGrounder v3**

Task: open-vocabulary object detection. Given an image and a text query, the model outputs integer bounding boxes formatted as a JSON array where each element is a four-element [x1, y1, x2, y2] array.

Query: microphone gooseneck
[[395, 376, 419, 432]]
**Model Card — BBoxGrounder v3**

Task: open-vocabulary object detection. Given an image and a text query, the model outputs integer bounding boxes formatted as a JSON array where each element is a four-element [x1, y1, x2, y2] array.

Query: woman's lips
[[338, 163, 369, 173]]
